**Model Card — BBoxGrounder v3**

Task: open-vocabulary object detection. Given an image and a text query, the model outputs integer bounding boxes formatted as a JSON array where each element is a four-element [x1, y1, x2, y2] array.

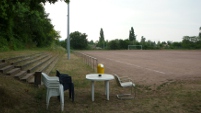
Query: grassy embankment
[[0, 49, 201, 113]]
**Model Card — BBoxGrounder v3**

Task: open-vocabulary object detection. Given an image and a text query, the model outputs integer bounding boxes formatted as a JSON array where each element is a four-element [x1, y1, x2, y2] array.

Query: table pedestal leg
[[91, 81, 94, 101], [105, 81, 107, 95], [106, 81, 109, 100]]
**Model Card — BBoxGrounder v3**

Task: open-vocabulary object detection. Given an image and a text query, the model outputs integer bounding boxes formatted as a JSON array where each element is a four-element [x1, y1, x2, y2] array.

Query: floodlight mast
[[67, 3, 70, 60]]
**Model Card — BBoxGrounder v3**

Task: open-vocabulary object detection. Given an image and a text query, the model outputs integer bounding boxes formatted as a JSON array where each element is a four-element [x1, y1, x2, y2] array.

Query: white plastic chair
[[41, 72, 64, 111], [114, 74, 136, 99]]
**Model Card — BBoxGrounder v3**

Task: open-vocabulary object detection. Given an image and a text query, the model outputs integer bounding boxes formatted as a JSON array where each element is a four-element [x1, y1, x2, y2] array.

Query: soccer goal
[[128, 45, 142, 50]]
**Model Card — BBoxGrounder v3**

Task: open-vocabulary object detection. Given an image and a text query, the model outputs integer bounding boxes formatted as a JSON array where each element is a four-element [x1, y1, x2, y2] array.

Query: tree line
[[61, 27, 201, 50], [1, 0, 199, 51], [0, 0, 69, 51]]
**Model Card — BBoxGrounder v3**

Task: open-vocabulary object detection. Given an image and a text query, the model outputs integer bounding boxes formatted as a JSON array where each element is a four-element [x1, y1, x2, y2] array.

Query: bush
[[0, 37, 9, 51], [9, 38, 25, 50]]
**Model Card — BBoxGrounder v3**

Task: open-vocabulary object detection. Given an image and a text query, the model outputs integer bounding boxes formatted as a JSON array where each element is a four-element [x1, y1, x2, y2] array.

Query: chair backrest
[[114, 74, 122, 87], [56, 70, 72, 84], [42, 72, 60, 88]]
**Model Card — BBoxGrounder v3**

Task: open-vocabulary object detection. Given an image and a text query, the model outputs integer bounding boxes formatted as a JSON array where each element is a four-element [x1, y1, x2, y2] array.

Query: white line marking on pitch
[[105, 58, 165, 74]]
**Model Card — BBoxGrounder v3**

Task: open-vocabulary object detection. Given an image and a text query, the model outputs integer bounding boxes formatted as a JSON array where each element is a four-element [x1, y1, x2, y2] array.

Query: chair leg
[[71, 83, 74, 102], [61, 103, 64, 111], [133, 86, 136, 98], [59, 85, 64, 111], [69, 88, 71, 99], [46, 90, 51, 109], [117, 94, 133, 99], [46, 103, 49, 110], [116, 86, 134, 99], [60, 95, 64, 111]]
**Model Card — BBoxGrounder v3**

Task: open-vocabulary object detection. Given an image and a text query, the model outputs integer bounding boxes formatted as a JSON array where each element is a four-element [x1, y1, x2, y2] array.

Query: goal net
[[128, 45, 142, 50]]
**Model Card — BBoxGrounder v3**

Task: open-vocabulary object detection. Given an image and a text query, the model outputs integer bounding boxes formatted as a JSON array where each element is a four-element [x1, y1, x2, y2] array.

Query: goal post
[[128, 45, 142, 50]]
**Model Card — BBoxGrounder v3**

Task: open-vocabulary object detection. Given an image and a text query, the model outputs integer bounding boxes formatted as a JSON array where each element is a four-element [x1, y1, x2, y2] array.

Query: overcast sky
[[44, 0, 201, 42]]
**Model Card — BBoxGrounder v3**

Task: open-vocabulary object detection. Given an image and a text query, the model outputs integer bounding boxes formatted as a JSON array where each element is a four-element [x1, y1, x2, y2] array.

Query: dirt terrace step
[[26, 73, 35, 83], [28, 76, 35, 84], [1, 52, 62, 86], [41, 55, 59, 74], [27, 55, 53, 73], [14, 71, 27, 79], [0, 59, 5, 62], [4, 52, 42, 62], [0, 65, 14, 74], [11, 53, 44, 65], [27, 55, 59, 84], [16, 54, 49, 70], [20, 73, 34, 82], [6, 68, 21, 76], [0, 62, 8, 68]]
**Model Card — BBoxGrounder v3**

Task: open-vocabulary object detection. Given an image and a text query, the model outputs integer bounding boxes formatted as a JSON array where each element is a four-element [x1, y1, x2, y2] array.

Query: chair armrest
[[47, 77, 59, 82], [48, 76, 59, 80], [119, 76, 129, 81], [47, 79, 59, 83], [120, 78, 133, 83]]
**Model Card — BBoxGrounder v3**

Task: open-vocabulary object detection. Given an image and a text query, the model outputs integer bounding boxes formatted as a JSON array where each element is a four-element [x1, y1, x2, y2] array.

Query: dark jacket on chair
[[56, 70, 74, 102]]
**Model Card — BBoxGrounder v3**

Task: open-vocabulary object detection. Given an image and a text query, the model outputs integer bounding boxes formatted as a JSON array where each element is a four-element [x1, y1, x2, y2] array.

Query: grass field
[[0, 50, 201, 113]]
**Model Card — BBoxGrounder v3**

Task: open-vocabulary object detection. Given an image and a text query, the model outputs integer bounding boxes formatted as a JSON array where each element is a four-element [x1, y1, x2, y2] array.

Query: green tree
[[170, 42, 182, 49], [156, 41, 163, 49], [129, 27, 136, 43], [108, 39, 119, 50], [0, 0, 68, 50], [70, 31, 88, 49], [119, 39, 129, 49], [59, 40, 66, 49], [88, 40, 94, 45], [97, 28, 105, 48], [140, 36, 145, 44], [181, 36, 195, 49]]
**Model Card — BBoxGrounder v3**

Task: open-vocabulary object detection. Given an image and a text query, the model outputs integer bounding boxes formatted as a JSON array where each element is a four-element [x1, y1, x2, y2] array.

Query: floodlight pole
[[67, 3, 70, 60]]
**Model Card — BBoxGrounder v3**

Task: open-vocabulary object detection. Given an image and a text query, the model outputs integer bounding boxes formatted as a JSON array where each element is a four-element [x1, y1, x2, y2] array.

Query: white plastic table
[[86, 73, 114, 101]]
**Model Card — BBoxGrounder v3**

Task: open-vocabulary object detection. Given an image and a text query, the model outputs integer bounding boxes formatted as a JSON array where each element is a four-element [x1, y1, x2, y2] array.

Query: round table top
[[86, 73, 114, 81]]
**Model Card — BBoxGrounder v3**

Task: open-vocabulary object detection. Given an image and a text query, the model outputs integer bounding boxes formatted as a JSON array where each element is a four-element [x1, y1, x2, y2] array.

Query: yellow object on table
[[97, 63, 104, 74]]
